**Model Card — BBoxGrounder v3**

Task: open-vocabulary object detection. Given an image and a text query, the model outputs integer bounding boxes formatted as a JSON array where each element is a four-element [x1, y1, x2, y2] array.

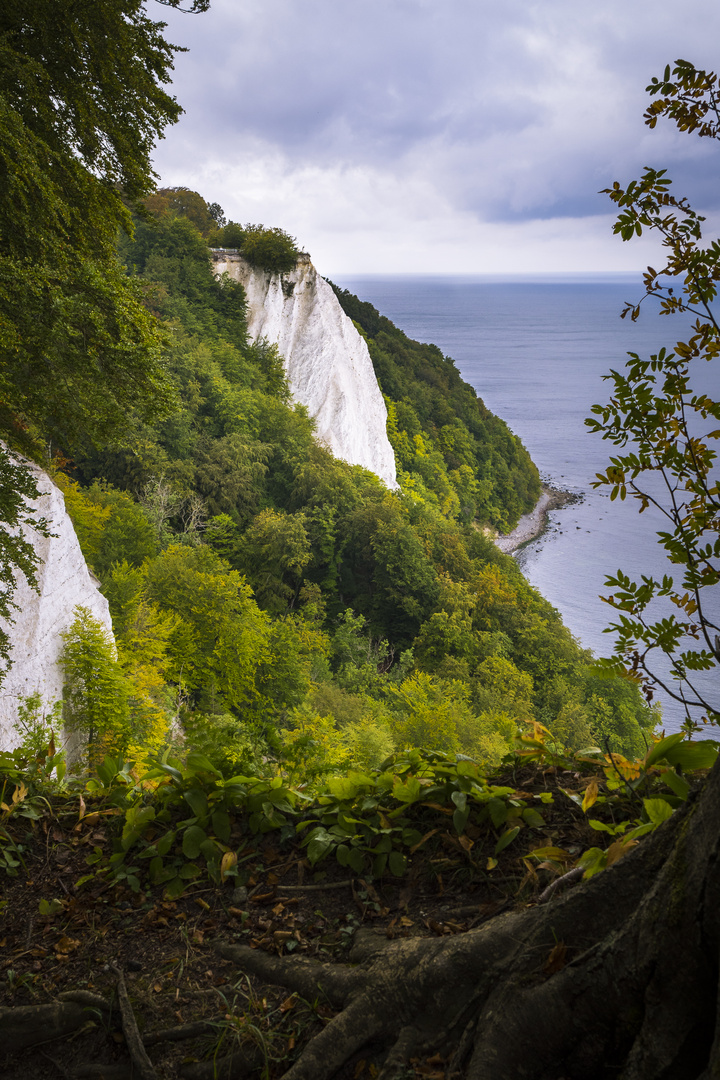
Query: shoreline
[[492, 484, 577, 555]]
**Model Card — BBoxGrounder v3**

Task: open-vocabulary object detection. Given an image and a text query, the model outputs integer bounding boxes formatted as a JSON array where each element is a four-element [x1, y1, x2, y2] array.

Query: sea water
[[333, 274, 720, 732]]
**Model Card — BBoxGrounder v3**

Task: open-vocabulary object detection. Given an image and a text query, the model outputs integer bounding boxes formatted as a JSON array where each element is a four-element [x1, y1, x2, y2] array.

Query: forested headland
[[5, 4, 720, 1075], [19, 191, 654, 781]]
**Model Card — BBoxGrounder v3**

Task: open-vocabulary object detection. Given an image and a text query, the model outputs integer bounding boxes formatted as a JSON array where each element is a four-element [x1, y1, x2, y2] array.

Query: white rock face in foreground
[[0, 460, 113, 749], [211, 251, 398, 489]]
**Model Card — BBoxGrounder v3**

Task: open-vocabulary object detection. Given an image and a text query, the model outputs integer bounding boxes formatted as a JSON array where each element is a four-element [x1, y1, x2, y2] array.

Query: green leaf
[[185, 752, 221, 777], [487, 798, 508, 828], [211, 810, 231, 843], [644, 733, 684, 768], [183, 788, 209, 823], [165, 877, 188, 900], [495, 826, 520, 855], [346, 847, 365, 874], [577, 847, 608, 879], [306, 828, 334, 866], [156, 831, 176, 856], [327, 775, 373, 799], [200, 837, 221, 862], [38, 898, 64, 916], [388, 851, 407, 877], [662, 769, 691, 801], [392, 776, 422, 803], [178, 862, 202, 880], [663, 741, 718, 772], [587, 818, 626, 835], [451, 790, 467, 812], [521, 808, 545, 828], [121, 805, 155, 851], [372, 835, 393, 854], [182, 825, 208, 860], [148, 856, 164, 882], [643, 797, 674, 826], [453, 806, 470, 835]]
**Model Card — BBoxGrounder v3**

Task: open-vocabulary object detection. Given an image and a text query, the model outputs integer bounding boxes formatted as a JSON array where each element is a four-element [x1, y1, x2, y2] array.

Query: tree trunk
[[216, 759, 720, 1080]]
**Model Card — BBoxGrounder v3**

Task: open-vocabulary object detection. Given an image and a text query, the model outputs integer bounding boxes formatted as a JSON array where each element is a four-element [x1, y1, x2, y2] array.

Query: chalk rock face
[[0, 460, 113, 750], [211, 251, 398, 489]]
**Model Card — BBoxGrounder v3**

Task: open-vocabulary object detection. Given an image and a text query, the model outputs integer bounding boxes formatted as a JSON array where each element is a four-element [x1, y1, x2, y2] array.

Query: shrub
[[240, 224, 300, 274], [60, 606, 131, 762]]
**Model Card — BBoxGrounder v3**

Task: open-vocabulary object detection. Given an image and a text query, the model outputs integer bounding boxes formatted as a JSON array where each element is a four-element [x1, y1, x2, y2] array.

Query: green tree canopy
[[0, 0, 184, 451], [0, 1, 199, 685]]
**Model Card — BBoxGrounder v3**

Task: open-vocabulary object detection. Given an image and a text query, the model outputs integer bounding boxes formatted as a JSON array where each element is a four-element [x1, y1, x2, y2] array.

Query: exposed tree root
[[111, 965, 157, 1080], [4, 767, 720, 1078], [214, 762, 720, 1080], [0, 999, 104, 1053]]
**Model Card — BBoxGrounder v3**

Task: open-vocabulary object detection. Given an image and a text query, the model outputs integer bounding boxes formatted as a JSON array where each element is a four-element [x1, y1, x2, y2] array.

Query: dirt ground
[[0, 764, 599, 1079]]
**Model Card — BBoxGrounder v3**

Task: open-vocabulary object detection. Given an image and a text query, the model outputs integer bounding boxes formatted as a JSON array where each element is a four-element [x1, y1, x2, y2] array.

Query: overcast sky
[[152, 0, 720, 275]]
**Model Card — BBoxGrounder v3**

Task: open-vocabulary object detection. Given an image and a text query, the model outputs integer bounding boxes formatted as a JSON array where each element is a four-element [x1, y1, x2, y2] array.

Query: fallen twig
[[537, 866, 584, 904], [275, 879, 353, 893]]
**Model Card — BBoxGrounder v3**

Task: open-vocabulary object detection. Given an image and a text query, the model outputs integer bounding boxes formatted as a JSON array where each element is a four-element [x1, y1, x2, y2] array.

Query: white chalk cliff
[[0, 459, 113, 750], [211, 251, 398, 489]]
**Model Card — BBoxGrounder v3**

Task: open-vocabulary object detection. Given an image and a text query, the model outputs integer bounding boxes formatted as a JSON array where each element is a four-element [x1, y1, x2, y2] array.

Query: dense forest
[[15, 188, 653, 785]]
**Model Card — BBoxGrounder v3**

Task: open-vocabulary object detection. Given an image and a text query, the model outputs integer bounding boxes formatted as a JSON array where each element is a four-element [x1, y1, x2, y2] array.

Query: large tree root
[[216, 761, 720, 1080]]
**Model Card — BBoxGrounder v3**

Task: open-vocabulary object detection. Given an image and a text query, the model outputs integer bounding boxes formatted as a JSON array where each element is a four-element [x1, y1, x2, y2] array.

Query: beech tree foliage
[[0, 1, 196, 682], [588, 59, 720, 729], [0, 0, 184, 448]]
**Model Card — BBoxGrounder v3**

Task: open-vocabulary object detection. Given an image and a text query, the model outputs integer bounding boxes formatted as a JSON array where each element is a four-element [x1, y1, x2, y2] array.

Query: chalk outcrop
[[211, 251, 398, 489], [0, 460, 113, 749]]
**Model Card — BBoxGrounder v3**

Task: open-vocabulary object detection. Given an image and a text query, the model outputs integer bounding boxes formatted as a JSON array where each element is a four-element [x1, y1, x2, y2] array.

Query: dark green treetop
[[0, 0, 206, 684], [0, 0, 186, 451]]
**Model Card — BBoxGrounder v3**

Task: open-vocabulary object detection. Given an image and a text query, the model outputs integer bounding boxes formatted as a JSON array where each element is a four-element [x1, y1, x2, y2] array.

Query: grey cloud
[[154, 0, 720, 227]]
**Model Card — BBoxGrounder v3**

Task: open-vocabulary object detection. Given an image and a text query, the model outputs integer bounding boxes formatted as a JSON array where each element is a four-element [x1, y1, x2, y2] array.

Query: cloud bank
[[152, 0, 720, 273]]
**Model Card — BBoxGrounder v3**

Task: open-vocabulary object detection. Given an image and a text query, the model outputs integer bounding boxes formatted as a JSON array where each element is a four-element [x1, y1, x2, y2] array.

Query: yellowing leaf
[[544, 942, 567, 975], [528, 846, 573, 864], [606, 838, 638, 867], [220, 851, 237, 880], [582, 780, 599, 813], [604, 753, 641, 780], [55, 936, 80, 954], [524, 719, 552, 740], [409, 827, 440, 854]]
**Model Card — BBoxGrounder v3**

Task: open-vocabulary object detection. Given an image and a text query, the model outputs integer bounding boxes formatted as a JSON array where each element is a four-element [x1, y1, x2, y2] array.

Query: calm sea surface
[[333, 274, 720, 732]]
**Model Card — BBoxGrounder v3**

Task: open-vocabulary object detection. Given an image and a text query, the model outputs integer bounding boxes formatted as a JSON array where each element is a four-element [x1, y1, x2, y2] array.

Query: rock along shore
[[493, 484, 576, 555]]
